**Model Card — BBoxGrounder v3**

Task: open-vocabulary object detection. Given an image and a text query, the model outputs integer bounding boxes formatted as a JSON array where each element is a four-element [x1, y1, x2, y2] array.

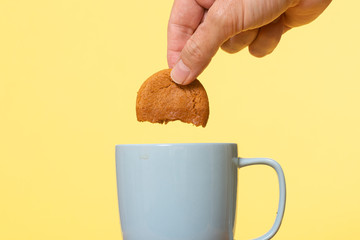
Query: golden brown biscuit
[[136, 69, 209, 127]]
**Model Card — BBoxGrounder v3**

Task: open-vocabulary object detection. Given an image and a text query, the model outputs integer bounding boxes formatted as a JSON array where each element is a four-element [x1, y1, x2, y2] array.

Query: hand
[[167, 0, 332, 85]]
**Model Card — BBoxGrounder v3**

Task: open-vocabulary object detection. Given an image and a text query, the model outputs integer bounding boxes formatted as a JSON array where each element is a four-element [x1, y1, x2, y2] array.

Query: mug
[[115, 143, 286, 240]]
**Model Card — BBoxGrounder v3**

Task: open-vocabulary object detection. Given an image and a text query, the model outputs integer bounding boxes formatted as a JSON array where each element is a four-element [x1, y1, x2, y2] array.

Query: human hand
[[168, 0, 332, 85]]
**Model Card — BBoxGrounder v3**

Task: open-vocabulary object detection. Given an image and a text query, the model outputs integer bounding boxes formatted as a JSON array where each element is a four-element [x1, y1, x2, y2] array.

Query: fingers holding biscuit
[[167, 0, 206, 69], [171, 0, 239, 85], [170, 21, 224, 85]]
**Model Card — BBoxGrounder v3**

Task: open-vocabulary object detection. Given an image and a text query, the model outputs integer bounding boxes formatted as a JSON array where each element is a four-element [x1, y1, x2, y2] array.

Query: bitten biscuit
[[136, 69, 209, 127]]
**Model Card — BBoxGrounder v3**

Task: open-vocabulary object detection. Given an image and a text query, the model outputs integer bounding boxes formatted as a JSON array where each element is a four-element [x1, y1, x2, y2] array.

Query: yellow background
[[1, 0, 359, 239]]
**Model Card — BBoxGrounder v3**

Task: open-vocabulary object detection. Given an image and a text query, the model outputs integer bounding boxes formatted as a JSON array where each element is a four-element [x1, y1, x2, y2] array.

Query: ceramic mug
[[115, 143, 286, 240]]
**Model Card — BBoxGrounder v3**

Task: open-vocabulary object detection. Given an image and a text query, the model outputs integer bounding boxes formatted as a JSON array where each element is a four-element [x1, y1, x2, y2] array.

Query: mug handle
[[234, 158, 286, 240]]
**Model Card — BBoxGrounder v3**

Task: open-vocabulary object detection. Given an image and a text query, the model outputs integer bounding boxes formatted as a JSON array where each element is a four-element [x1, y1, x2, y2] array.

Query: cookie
[[136, 69, 209, 127]]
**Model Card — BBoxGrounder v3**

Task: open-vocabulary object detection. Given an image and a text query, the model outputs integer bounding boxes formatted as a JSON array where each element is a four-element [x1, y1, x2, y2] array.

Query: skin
[[167, 0, 332, 85]]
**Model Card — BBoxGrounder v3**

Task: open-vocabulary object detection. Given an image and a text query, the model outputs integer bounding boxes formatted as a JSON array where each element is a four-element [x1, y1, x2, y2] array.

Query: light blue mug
[[115, 143, 286, 240]]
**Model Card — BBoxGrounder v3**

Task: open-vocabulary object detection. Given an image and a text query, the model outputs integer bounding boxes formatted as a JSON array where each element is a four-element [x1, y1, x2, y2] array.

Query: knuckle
[[208, 1, 241, 34]]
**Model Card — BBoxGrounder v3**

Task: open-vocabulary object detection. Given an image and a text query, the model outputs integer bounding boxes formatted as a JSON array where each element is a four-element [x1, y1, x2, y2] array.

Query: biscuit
[[136, 69, 209, 127]]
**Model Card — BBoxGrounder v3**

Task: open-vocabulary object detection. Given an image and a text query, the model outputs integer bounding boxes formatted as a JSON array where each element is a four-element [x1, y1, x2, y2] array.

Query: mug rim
[[115, 143, 237, 147]]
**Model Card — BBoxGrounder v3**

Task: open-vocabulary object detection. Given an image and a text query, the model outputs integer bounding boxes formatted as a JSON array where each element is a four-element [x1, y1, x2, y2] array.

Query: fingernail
[[171, 59, 190, 84]]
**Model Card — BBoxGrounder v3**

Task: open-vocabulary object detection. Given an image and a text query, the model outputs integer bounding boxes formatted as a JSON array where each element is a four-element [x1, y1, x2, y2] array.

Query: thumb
[[171, 8, 232, 85]]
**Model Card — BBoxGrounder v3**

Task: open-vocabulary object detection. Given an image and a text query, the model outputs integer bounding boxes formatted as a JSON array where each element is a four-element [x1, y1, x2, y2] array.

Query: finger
[[221, 29, 259, 54], [284, 0, 332, 28], [171, 0, 239, 85], [167, 0, 205, 68], [248, 16, 285, 58]]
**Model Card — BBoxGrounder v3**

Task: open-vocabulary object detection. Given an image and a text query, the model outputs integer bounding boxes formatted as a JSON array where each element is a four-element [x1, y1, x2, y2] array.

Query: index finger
[[167, 0, 205, 68]]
